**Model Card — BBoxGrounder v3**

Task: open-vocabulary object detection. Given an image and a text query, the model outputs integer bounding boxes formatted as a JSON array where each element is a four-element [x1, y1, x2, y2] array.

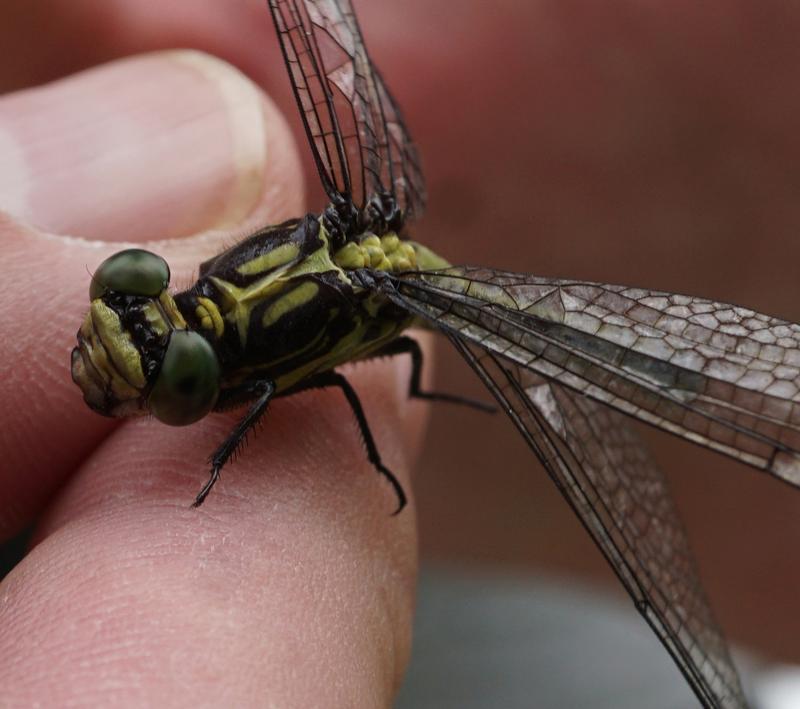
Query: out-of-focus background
[[3, 0, 800, 705]]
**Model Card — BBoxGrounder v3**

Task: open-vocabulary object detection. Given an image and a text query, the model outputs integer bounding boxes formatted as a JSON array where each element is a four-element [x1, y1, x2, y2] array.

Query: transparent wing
[[268, 0, 426, 223], [449, 335, 747, 708], [371, 65, 427, 223], [379, 266, 800, 488]]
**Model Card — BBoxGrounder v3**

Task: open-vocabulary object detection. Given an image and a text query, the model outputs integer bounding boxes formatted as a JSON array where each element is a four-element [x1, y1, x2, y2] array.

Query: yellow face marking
[[196, 296, 225, 337], [236, 242, 300, 276], [158, 291, 188, 329], [140, 301, 171, 339], [89, 300, 147, 390], [79, 333, 140, 402], [78, 314, 111, 388], [262, 281, 320, 327]]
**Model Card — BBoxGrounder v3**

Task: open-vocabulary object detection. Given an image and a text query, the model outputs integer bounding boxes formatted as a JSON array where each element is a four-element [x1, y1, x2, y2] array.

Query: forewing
[[449, 335, 747, 708], [385, 267, 800, 488], [268, 0, 426, 221]]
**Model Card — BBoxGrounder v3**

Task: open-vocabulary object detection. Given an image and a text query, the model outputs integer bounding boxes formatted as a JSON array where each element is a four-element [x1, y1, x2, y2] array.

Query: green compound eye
[[90, 248, 170, 300], [149, 331, 220, 426]]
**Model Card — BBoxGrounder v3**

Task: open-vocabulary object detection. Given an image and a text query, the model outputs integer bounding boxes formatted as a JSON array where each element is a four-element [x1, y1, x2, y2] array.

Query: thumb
[[0, 49, 304, 537], [1, 49, 303, 244]]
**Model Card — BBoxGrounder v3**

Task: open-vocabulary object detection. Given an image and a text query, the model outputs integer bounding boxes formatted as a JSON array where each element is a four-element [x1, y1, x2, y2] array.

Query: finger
[[0, 50, 302, 241], [0, 335, 428, 706], [0, 50, 304, 539]]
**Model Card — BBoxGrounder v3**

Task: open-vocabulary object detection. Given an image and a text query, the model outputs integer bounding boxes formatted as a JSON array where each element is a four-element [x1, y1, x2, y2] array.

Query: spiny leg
[[375, 336, 495, 413], [292, 371, 407, 514], [192, 379, 276, 507]]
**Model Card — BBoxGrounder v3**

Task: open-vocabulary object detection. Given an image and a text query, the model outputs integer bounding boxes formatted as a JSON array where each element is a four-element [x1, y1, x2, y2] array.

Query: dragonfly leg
[[292, 371, 407, 514], [376, 336, 496, 413], [192, 379, 276, 507]]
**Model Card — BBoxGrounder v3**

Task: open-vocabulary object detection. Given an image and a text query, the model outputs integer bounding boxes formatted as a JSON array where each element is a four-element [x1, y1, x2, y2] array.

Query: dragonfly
[[68, 1, 800, 707]]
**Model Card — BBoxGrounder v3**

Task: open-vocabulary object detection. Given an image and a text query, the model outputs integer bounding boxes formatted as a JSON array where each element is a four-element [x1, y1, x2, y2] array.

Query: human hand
[[0, 43, 426, 709]]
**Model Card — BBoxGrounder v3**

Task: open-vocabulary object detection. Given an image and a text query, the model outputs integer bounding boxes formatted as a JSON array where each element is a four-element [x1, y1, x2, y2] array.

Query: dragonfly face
[[71, 248, 221, 425]]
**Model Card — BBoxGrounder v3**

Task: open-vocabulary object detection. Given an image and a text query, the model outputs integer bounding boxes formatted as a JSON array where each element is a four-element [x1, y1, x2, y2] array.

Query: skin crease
[[2, 0, 800, 702]]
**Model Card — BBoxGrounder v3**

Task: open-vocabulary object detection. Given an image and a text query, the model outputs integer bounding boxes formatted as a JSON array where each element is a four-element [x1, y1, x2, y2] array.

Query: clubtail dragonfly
[[69, 1, 800, 706]]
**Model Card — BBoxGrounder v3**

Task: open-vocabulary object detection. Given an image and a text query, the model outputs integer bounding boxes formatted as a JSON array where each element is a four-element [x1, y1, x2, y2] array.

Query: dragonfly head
[[71, 248, 220, 425]]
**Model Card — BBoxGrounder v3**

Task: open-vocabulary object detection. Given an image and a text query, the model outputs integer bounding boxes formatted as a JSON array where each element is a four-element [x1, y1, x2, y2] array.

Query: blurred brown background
[[2, 0, 800, 663]]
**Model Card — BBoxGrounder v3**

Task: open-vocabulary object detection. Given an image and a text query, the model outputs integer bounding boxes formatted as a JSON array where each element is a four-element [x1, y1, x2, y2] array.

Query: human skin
[[0, 43, 427, 709], [3, 0, 800, 702]]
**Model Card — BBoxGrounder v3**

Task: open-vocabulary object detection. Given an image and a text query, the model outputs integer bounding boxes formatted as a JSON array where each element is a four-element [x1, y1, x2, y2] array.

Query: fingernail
[[0, 50, 272, 242]]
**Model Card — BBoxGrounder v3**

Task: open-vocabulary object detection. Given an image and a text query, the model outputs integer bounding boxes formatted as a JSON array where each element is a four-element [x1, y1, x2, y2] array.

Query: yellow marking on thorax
[[411, 243, 451, 270], [236, 242, 300, 276], [209, 221, 344, 349], [273, 314, 410, 392], [210, 276, 280, 348], [222, 316, 333, 389], [282, 222, 347, 282], [334, 232, 418, 272], [88, 300, 147, 390], [196, 296, 225, 337], [262, 281, 320, 327]]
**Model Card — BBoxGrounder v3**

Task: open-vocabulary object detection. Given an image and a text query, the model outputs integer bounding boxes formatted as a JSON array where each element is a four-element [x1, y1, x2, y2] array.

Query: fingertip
[[0, 50, 304, 243]]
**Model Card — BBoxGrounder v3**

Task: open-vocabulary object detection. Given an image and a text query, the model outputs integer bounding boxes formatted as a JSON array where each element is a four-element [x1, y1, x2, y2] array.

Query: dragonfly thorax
[[168, 215, 435, 397]]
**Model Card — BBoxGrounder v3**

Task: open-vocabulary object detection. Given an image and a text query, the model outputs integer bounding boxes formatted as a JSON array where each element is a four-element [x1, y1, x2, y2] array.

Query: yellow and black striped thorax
[[173, 214, 448, 394]]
